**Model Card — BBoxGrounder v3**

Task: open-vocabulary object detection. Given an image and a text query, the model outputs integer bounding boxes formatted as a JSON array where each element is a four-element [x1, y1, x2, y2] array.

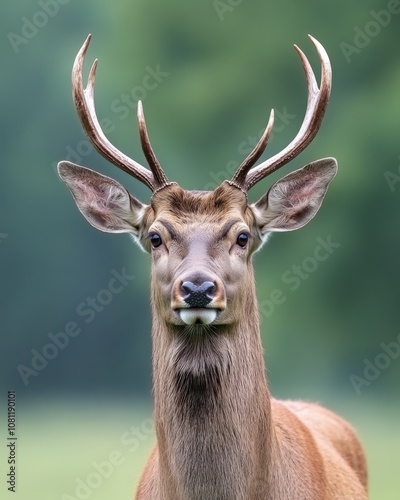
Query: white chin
[[179, 309, 218, 325]]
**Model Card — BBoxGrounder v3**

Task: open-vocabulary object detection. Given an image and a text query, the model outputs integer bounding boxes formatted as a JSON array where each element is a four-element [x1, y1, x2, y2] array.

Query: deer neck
[[150, 273, 275, 499]]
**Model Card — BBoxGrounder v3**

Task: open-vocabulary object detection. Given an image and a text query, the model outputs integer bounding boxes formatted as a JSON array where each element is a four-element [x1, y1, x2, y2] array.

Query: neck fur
[[151, 277, 274, 499]]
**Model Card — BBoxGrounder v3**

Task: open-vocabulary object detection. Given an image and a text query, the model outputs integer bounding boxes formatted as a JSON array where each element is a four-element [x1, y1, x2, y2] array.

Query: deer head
[[58, 34, 336, 329]]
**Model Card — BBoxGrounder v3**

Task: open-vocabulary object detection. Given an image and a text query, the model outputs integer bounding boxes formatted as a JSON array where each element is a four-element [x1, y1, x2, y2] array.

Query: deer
[[58, 34, 368, 499]]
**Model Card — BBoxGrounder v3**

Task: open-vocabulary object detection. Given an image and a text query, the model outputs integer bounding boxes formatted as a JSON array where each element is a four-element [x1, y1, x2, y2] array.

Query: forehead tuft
[[151, 182, 247, 221]]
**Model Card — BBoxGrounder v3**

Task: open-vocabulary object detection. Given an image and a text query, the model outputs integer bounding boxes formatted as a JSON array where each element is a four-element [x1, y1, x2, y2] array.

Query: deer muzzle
[[171, 273, 226, 325]]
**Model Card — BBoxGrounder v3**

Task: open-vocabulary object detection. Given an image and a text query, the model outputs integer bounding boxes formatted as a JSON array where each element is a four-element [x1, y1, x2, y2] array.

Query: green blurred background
[[1, 0, 399, 498]]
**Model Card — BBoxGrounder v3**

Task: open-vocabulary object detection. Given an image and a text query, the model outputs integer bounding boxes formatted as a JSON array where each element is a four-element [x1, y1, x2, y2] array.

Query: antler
[[72, 34, 169, 192], [230, 35, 332, 191]]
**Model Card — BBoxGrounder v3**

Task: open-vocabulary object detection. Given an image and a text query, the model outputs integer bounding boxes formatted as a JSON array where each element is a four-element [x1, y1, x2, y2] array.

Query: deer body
[[58, 35, 368, 499]]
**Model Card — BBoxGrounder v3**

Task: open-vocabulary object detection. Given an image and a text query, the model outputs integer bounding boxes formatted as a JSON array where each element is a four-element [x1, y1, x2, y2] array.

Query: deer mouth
[[177, 308, 219, 325]]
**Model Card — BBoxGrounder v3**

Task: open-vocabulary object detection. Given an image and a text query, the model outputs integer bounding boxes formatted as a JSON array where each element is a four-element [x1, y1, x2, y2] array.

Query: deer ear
[[250, 158, 337, 235], [58, 161, 148, 239]]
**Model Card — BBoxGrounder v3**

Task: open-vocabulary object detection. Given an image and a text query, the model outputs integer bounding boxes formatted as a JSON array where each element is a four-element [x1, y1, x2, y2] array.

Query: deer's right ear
[[58, 161, 148, 240]]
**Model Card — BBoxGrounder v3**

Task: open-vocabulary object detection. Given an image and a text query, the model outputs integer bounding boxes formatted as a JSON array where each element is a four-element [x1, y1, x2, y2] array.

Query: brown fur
[[58, 165, 367, 498], [134, 183, 368, 499]]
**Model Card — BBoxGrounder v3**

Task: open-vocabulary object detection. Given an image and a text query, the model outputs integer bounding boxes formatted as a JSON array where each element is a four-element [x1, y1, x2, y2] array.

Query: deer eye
[[149, 233, 162, 248], [236, 233, 249, 248]]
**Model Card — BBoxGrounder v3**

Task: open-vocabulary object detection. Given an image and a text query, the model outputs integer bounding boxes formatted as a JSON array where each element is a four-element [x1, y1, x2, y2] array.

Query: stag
[[58, 34, 368, 499]]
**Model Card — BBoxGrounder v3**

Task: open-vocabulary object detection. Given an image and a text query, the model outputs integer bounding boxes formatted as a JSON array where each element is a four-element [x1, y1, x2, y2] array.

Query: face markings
[[150, 222, 254, 327], [157, 219, 180, 241], [145, 182, 262, 326]]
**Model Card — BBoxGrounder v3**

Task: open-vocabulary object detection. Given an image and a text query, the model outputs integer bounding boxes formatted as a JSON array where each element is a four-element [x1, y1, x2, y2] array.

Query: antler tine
[[137, 101, 169, 188], [234, 35, 332, 191], [229, 109, 275, 189], [72, 35, 157, 191]]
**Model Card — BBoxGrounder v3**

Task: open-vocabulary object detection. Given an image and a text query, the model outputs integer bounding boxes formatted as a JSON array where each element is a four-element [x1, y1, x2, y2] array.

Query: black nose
[[181, 281, 216, 308]]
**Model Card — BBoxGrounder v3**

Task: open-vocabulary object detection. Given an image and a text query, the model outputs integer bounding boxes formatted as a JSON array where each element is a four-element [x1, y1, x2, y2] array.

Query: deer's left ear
[[250, 158, 337, 235]]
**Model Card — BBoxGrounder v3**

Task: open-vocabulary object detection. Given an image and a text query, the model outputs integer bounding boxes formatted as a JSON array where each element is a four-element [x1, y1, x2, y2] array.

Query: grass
[[1, 397, 398, 499]]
